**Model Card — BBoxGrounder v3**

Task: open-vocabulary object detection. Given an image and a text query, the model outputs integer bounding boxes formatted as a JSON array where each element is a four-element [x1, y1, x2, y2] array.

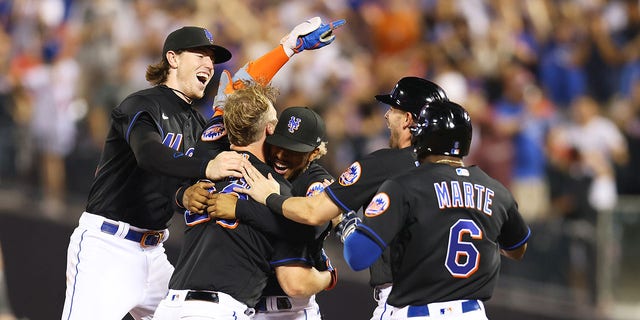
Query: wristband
[[175, 186, 186, 209], [265, 193, 289, 216], [326, 268, 338, 291]]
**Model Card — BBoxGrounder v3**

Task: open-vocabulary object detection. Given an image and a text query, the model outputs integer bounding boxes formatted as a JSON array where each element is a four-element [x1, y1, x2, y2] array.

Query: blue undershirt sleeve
[[343, 230, 384, 271]]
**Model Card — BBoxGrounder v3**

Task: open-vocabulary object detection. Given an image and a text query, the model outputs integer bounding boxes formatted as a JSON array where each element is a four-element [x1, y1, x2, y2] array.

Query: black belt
[[255, 296, 292, 311], [185, 290, 219, 303], [374, 284, 391, 301], [182, 290, 254, 316], [407, 300, 481, 317], [100, 221, 165, 247]]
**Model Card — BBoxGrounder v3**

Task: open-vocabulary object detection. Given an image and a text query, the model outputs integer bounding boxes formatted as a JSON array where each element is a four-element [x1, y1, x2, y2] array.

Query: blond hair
[[310, 141, 328, 162], [224, 82, 279, 146]]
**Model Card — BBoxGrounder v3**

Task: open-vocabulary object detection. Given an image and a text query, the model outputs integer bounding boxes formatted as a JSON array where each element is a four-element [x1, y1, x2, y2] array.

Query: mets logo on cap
[[203, 28, 214, 44], [288, 116, 301, 133], [338, 161, 361, 186], [365, 193, 390, 217]]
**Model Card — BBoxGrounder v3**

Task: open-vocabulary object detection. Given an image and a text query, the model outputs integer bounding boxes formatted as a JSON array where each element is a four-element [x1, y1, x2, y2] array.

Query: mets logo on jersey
[[338, 161, 362, 186], [219, 179, 248, 200], [201, 123, 226, 141], [364, 193, 390, 217], [305, 182, 326, 197], [288, 116, 301, 133], [215, 178, 248, 229]]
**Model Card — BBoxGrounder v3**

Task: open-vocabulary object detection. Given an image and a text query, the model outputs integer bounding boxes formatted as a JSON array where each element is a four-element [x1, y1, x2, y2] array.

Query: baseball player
[[61, 26, 250, 320], [342, 100, 531, 319], [223, 77, 448, 319], [199, 106, 337, 319], [153, 83, 330, 320], [176, 16, 345, 209]]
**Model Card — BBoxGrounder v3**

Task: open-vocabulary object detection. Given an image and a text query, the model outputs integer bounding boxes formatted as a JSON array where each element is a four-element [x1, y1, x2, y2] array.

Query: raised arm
[[213, 17, 346, 110]]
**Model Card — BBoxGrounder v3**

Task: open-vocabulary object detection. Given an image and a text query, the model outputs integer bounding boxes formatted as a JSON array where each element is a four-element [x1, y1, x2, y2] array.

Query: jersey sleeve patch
[[364, 192, 390, 217], [201, 122, 226, 142], [305, 182, 326, 197], [338, 161, 362, 186]]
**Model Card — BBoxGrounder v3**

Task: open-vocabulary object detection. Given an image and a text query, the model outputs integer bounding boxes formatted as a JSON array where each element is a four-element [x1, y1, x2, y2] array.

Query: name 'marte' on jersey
[[433, 173, 494, 216]]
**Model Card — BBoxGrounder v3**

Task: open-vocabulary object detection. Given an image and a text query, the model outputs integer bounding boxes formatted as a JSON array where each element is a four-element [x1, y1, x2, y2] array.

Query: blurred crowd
[[1, 0, 640, 312]]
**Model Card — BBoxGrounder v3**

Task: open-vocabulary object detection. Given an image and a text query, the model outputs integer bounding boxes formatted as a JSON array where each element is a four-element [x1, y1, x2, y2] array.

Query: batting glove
[[213, 70, 233, 109], [280, 17, 346, 57], [334, 210, 361, 244], [320, 248, 338, 290]]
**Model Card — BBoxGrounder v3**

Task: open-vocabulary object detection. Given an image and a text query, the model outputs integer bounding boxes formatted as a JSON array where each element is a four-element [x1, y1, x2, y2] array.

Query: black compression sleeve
[[265, 193, 289, 216], [128, 113, 209, 179]]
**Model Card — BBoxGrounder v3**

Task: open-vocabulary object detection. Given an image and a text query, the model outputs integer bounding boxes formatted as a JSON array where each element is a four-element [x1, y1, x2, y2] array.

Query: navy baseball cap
[[162, 26, 232, 64], [267, 107, 326, 153]]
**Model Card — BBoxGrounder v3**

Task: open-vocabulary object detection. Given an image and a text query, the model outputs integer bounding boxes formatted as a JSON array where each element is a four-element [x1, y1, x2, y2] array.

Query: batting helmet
[[375, 77, 448, 118], [411, 100, 472, 158]]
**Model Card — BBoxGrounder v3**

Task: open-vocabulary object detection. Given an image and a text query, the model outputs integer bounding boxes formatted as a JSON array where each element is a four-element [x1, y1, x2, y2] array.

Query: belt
[[374, 283, 392, 301], [407, 300, 481, 317], [255, 296, 292, 311], [185, 290, 219, 303], [100, 221, 165, 247]]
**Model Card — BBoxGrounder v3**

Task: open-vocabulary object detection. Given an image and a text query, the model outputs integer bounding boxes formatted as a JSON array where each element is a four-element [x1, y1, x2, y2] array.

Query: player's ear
[[403, 112, 413, 129], [266, 122, 275, 135], [308, 148, 321, 162], [166, 51, 179, 68]]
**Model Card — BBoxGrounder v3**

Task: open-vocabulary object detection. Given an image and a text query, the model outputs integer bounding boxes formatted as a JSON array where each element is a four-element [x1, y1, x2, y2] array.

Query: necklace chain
[[435, 159, 464, 166], [169, 87, 193, 104]]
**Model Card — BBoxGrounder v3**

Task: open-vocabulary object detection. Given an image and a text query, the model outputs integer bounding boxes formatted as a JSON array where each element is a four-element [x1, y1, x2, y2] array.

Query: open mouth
[[196, 72, 209, 85], [273, 162, 288, 175]]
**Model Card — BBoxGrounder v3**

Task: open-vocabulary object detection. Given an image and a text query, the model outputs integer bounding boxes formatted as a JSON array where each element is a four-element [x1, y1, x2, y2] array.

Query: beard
[[388, 129, 400, 149]]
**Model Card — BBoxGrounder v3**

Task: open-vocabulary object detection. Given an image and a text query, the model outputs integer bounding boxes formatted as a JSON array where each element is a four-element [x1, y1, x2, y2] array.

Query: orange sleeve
[[242, 45, 290, 85], [215, 45, 291, 112]]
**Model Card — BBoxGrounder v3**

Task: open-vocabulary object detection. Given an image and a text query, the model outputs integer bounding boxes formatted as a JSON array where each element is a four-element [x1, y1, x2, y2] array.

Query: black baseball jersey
[[169, 152, 311, 307], [358, 164, 530, 307], [261, 162, 335, 296], [324, 147, 418, 286], [86, 85, 209, 230]]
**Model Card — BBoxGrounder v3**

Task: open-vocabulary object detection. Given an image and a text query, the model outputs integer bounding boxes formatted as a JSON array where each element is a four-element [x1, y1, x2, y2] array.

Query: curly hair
[[224, 82, 279, 146]]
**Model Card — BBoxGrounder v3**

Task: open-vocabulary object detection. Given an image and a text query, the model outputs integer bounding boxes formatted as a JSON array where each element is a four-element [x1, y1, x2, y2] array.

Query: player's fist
[[183, 179, 215, 214], [280, 17, 346, 57], [184, 179, 216, 226]]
